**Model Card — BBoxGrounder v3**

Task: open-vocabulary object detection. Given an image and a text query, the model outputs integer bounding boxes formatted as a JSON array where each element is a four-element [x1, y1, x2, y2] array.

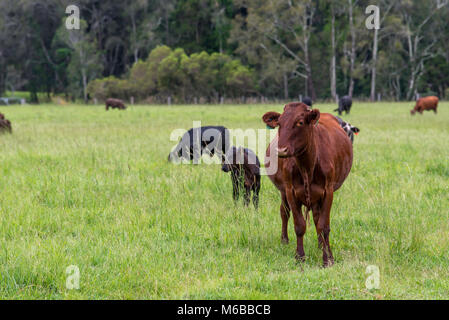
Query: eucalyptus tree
[[55, 19, 102, 103]]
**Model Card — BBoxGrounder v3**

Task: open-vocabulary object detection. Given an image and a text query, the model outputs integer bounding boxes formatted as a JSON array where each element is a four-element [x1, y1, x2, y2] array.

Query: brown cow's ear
[[263, 112, 281, 128], [306, 109, 320, 125]]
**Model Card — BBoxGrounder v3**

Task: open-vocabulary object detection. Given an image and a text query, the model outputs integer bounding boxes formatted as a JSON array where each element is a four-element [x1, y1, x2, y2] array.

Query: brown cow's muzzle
[[276, 147, 290, 158]]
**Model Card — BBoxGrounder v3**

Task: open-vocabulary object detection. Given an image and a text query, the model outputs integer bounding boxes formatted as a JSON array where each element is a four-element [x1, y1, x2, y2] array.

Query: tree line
[[0, 0, 448, 103]]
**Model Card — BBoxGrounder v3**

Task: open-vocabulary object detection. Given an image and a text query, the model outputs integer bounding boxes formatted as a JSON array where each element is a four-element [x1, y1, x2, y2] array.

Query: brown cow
[[410, 96, 438, 115], [105, 98, 127, 111], [263, 102, 353, 267], [0, 113, 12, 133]]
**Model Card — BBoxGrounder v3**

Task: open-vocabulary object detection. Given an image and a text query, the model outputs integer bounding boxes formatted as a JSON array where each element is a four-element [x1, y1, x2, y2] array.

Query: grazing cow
[[263, 102, 353, 267], [168, 126, 230, 164], [410, 96, 438, 115], [105, 98, 127, 110], [335, 116, 359, 143], [301, 96, 313, 107], [221, 147, 261, 209], [334, 95, 352, 115], [0, 113, 12, 133]]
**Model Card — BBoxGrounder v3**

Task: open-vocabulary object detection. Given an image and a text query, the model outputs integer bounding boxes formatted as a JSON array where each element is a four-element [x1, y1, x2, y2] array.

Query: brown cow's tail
[[302, 171, 312, 225]]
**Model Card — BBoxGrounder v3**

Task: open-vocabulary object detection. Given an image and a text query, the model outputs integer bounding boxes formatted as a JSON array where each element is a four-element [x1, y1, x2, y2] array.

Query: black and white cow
[[335, 116, 359, 143], [168, 126, 231, 163]]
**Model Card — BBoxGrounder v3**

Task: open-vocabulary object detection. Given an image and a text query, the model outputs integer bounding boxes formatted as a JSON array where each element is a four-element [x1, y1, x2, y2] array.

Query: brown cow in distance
[[0, 113, 12, 133], [410, 96, 438, 115], [263, 102, 353, 267], [105, 98, 127, 111]]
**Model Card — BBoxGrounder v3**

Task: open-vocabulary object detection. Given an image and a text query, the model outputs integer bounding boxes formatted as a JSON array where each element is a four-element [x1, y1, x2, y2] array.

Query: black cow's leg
[[231, 172, 240, 202], [252, 176, 260, 209], [243, 186, 251, 206]]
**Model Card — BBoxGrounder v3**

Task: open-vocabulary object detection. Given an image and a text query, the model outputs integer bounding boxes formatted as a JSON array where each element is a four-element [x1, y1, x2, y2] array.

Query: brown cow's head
[[263, 102, 320, 158]]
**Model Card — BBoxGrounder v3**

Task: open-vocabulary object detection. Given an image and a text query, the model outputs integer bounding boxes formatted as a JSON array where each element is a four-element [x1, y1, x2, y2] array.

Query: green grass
[[0, 102, 448, 299]]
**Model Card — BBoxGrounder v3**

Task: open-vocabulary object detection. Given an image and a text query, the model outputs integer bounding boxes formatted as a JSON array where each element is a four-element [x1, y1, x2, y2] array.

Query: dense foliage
[[87, 46, 254, 103], [0, 0, 448, 102]]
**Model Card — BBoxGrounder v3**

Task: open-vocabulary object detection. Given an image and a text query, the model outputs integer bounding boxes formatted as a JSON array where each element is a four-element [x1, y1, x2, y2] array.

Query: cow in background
[[168, 126, 230, 164], [105, 98, 127, 110], [410, 96, 438, 115], [301, 96, 313, 107], [335, 116, 359, 143], [334, 95, 352, 115], [0, 113, 12, 133]]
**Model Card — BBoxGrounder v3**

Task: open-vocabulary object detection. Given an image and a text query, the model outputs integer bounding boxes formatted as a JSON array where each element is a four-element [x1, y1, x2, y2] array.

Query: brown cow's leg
[[312, 206, 323, 249], [316, 191, 334, 267], [280, 192, 290, 244], [286, 189, 306, 261]]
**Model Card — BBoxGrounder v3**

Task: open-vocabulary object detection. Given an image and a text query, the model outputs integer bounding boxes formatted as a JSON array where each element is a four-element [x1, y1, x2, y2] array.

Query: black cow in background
[[301, 96, 313, 107], [334, 95, 352, 115], [221, 146, 261, 208], [168, 126, 230, 163]]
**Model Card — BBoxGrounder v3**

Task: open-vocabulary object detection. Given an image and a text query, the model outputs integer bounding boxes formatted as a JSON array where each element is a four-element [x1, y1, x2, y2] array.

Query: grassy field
[[0, 102, 448, 299]]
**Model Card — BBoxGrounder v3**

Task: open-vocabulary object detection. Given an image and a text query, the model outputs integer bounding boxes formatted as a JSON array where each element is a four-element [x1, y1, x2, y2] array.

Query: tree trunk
[[304, 30, 316, 101], [370, 27, 378, 101], [283, 73, 289, 100], [165, 11, 170, 46], [82, 68, 88, 104], [134, 49, 139, 64], [348, 0, 355, 98], [406, 30, 416, 101], [131, 11, 138, 64], [330, 7, 337, 100]]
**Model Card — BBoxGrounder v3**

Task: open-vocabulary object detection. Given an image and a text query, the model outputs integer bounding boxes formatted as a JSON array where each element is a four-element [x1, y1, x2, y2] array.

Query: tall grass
[[0, 102, 447, 299]]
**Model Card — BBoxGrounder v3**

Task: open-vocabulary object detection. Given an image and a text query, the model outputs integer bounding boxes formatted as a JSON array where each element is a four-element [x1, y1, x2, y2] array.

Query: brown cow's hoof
[[295, 253, 305, 262], [281, 236, 289, 244], [323, 259, 335, 268]]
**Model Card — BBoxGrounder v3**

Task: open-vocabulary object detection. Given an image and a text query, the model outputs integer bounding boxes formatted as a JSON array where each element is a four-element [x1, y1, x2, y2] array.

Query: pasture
[[0, 102, 448, 299]]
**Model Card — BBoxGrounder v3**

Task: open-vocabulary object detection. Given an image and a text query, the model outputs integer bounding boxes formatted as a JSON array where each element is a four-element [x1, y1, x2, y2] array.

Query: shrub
[[88, 46, 255, 103]]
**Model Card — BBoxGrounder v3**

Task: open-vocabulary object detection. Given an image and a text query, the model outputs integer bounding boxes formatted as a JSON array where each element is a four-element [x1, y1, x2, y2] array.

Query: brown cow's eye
[[297, 121, 304, 127]]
